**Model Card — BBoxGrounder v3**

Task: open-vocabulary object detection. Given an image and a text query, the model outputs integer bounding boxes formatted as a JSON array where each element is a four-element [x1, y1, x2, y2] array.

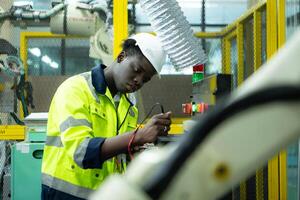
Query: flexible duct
[[139, 0, 207, 70]]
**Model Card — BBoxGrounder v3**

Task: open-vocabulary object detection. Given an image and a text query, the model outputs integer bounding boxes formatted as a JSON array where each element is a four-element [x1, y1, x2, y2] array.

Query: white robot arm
[[89, 30, 300, 200], [49, 1, 113, 65], [0, 0, 113, 65]]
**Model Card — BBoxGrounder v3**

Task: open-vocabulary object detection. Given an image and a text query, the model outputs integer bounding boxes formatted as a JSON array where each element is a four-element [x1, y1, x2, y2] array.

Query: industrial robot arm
[[89, 30, 300, 200], [49, 1, 113, 65], [0, 0, 113, 65]]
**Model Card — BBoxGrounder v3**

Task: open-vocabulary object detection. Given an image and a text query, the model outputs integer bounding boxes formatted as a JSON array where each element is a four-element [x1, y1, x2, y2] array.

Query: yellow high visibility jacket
[[41, 65, 138, 199]]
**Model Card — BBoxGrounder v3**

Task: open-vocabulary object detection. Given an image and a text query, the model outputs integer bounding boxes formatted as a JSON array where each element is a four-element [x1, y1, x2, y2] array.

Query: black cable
[[143, 86, 300, 199], [118, 101, 164, 133], [117, 95, 136, 131], [139, 102, 164, 127], [134, 102, 165, 138], [20, 94, 29, 117], [10, 112, 25, 125], [118, 105, 132, 132], [128, 102, 165, 159], [16, 74, 29, 117]]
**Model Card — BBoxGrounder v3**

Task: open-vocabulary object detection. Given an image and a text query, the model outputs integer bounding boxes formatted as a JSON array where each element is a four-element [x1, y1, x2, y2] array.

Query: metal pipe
[[0, 12, 11, 20], [11, 3, 66, 20]]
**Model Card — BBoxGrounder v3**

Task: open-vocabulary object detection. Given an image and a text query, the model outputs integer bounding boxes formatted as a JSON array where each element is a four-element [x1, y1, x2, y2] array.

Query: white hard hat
[[130, 33, 166, 78]]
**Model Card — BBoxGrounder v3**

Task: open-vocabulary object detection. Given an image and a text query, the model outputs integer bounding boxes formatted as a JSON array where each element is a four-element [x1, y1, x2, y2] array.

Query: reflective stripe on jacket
[[41, 65, 138, 199]]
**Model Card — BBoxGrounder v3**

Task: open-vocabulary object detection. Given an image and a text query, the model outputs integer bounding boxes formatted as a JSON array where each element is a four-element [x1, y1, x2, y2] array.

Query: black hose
[[20, 92, 29, 117], [143, 86, 300, 199], [10, 112, 25, 125], [16, 74, 29, 117]]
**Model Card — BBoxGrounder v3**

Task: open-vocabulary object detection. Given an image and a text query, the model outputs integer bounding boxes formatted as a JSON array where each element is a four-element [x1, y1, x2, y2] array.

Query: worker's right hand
[[134, 111, 172, 145]]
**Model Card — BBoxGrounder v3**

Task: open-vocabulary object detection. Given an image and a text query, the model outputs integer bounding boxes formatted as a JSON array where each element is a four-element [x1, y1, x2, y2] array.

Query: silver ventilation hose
[[139, 0, 207, 70]]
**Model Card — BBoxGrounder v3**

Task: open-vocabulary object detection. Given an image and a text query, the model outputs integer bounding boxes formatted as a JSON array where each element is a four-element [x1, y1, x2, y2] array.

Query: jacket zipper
[[103, 95, 132, 135]]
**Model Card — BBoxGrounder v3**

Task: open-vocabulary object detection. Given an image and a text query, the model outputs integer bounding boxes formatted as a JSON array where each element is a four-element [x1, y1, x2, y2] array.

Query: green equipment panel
[[11, 142, 44, 200]]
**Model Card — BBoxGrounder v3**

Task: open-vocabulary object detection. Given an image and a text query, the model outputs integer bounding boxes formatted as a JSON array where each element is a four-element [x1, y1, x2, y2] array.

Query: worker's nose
[[133, 76, 142, 86]]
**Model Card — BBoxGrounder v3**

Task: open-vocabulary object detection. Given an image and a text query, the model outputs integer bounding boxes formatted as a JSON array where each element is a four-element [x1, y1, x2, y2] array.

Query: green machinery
[[11, 113, 47, 200]]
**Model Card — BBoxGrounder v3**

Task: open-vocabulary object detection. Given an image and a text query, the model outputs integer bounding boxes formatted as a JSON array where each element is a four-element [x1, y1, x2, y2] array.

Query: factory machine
[[0, 14, 46, 200], [91, 29, 300, 200], [1, 0, 299, 200], [11, 113, 47, 200], [0, 31, 30, 200], [0, 1, 111, 199], [0, 0, 208, 198]]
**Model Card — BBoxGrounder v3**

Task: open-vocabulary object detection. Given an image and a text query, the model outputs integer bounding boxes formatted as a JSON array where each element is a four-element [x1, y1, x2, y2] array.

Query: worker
[[41, 33, 172, 200]]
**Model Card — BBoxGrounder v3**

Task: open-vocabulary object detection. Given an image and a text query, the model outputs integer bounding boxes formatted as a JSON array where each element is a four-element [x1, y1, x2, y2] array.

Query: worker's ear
[[117, 51, 126, 63]]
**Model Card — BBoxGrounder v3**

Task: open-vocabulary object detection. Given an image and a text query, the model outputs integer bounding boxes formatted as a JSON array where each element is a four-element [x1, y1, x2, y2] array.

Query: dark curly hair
[[121, 39, 144, 57]]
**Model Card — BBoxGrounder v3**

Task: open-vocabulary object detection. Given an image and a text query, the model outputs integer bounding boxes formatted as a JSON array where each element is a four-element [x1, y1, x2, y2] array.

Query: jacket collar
[[91, 64, 135, 106], [91, 64, 107, 94]]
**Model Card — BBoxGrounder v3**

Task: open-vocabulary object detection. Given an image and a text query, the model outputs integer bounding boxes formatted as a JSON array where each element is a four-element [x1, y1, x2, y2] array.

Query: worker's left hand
[[134, 111, 172, 145]]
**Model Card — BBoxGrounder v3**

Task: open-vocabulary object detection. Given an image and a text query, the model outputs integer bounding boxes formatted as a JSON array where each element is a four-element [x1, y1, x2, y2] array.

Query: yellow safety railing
[[19, 0, 288, 198], [113, 0, 128, 58], [277, 0, 287, 199], [19, 32, 86, 120], [194, 0, 287, 199], [0, 125, 25, 140]]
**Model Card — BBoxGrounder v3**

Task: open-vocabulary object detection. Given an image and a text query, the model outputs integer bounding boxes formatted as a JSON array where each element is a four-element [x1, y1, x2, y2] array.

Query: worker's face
[[114, 52, 156, 93]]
